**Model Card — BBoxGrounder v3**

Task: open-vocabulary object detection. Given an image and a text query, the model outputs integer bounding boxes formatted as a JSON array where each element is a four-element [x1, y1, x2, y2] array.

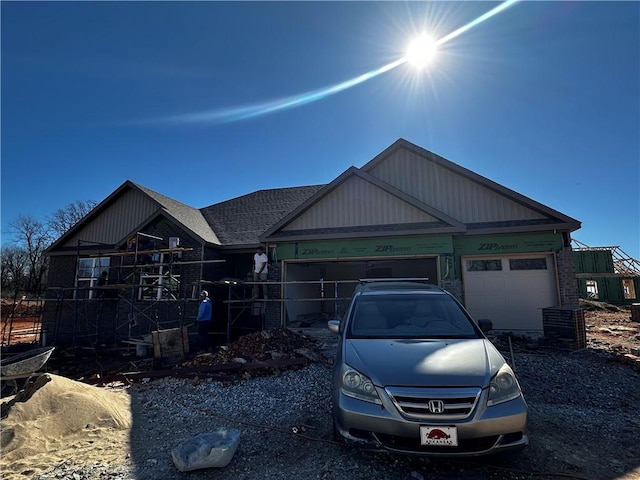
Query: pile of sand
[[1, 374, 132, 479]]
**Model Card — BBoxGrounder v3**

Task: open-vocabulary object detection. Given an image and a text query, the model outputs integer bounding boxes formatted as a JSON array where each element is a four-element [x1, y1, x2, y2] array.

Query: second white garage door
[[462, 255, 558, 332]]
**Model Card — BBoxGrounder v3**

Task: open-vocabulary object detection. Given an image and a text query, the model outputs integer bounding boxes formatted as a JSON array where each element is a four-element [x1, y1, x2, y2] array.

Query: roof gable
[[47, 139, 581, 254], [262, 167, 465, 241], [362, 139, 580, 232], [263, 139, 580, 241], [47, 181, 220, 253]]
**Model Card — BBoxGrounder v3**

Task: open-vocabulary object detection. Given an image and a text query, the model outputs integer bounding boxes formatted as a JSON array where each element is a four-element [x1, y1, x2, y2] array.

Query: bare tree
[[47, 199, 97, 240], [4, 200, 98, 297], [9, 215, 53, 296], [1, 245, 29, 294]]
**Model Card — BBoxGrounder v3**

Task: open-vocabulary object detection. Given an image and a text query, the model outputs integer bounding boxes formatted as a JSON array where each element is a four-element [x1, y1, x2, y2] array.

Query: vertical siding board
[[284, 147, 553, 232], [284, 176, 437, 230], [369, 150, 546, 223], [63, 190, 158, 247]]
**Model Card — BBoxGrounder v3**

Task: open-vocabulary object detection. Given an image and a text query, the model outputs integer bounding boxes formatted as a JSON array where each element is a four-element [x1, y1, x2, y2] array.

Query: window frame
[[75, 257, 110, 299]]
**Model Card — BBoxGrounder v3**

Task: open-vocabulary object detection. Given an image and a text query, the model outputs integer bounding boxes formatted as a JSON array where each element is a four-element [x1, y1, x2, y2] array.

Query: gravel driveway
[[30, 336, 640, 480]]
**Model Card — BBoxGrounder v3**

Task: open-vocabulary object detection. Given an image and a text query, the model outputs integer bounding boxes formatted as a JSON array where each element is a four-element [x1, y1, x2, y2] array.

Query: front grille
[[385, 386, 481, 420]]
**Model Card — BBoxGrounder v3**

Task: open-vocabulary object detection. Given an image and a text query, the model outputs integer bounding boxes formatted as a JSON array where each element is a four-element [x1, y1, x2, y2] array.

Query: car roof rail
[[359, 277, 430, 284]]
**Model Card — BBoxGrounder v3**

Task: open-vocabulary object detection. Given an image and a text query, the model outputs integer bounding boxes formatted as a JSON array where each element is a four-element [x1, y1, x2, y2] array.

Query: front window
[[76, 257, 110, 299], [347, 294, 478, 339]]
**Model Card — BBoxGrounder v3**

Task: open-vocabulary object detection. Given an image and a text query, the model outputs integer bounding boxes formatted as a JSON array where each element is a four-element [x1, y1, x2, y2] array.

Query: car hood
[[343, 338, 505, 388]]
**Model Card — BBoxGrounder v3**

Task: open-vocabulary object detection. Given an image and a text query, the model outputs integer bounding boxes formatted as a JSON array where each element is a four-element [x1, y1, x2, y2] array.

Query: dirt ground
[[582, 304, 640, 366], [1, 299, 43, 345]]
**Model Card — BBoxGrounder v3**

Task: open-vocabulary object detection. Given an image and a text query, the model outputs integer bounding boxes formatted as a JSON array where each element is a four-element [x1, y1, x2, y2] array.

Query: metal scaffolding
[[46, 233, 224, 349]]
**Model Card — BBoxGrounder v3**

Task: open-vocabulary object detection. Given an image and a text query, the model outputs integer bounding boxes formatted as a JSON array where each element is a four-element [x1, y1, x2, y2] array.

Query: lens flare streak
[[435, 0, 519, 46], [169, 58, 406, 124], [163, 0, 518, 125]]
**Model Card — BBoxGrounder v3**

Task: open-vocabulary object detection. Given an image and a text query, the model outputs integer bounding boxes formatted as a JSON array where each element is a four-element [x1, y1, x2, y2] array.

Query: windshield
[[347, 293, 480, 339]]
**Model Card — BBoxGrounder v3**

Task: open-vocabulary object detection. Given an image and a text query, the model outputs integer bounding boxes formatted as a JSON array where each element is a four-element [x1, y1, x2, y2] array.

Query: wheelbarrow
[[1, 346, 55, 396]]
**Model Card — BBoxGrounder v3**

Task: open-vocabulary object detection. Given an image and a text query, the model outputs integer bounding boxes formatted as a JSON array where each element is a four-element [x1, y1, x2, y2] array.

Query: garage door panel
[[463, 255, 557, 332], [465, 289, 507, 322], [481, 275, 507, 291]]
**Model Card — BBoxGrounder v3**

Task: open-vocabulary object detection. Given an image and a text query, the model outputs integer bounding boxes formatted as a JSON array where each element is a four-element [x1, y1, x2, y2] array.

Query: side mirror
[[477, 319, 493, 333], [327, 319, 341, 334]]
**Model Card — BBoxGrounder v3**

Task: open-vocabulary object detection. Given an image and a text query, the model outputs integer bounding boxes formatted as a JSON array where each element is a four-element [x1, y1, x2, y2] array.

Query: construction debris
[[179, 328, 323, 369], [55, 328, 325, 386]]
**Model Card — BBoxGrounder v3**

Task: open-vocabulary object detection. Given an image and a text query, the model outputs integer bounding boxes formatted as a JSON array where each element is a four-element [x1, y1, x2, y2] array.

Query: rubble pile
[[181, 328, 325, 375], [221, 328, 320, 360], [579, 298, 626, 312]]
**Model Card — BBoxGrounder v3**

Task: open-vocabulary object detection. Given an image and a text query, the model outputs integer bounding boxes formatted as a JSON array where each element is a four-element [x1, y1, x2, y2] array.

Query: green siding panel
[[273, 235, 453, 260], [576, 276, 640, 305], [603, 278, 624, 302], [573, 250, 615, 274], [454, 233, 563, 256]]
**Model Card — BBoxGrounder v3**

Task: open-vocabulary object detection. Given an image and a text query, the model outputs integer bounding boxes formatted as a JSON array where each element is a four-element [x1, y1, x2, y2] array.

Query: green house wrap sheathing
[[577, 277, 640, 305], [573, 250, 614, 274], [271, 236, 453, 260]]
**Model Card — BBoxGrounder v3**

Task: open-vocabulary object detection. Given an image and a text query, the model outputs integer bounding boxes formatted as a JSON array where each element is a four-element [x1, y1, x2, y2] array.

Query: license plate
[[420, 426, 458, 446]]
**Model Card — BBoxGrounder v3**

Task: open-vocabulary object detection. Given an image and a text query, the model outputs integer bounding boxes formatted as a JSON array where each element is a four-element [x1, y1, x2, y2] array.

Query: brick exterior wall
[[542, 307, 586, 351], [264, 262, 282, 330], [556, 247, 580, 307], [42, 219, 212, 348], [536, 248, 584, 350], [41, 297, 197, 348], [46, 256, 78, 297], [43, 214, 580, 347], [41, 216, 264, 348]]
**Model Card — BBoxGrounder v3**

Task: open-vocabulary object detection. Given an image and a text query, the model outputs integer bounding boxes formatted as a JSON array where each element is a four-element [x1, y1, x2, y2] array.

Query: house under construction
[[42, 139, 588, 351], [572, 240, 640, 304]]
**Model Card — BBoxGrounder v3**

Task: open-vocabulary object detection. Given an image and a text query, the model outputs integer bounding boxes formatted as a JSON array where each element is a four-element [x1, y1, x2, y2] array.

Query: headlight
[[340, 365, 381, 404], [487, 363, 522, 406]]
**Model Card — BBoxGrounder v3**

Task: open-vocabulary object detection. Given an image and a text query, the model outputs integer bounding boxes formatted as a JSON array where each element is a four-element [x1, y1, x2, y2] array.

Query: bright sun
[[406, 35, 437, 68]]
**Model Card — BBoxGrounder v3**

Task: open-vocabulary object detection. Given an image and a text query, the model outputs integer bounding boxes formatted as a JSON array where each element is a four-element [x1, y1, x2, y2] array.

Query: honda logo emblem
[[427, 400, 445, 414]]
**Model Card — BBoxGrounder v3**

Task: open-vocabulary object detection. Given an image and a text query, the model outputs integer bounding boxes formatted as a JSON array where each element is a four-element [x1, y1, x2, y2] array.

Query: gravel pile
[[22, 336, 640, 480]]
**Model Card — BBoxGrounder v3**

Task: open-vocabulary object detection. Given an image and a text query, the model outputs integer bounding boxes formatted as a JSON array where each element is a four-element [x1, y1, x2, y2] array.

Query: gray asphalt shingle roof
[[200, 185, 325, 245], [133, 182, 222, 245]]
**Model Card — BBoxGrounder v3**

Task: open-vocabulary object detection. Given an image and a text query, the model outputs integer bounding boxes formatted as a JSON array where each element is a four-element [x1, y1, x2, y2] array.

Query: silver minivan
[[328, 279, 528, 456]]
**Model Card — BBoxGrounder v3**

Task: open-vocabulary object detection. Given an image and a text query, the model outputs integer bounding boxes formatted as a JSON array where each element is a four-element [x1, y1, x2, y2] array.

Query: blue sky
[[2, 1, 638, 259]]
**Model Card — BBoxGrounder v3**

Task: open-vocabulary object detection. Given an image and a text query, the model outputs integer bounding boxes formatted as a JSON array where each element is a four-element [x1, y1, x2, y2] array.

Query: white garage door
[[462, 255, 558, 332]]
